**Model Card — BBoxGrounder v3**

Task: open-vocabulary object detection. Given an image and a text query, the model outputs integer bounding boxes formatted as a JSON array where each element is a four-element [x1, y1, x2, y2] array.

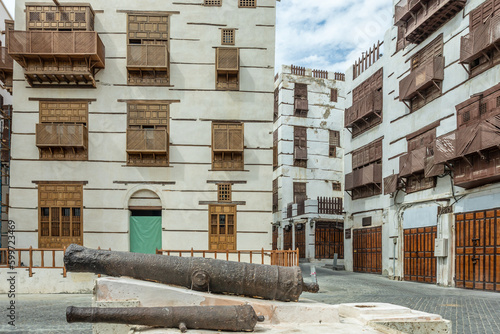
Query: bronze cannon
[[67, 305, 264, 333], [64, 244, 318, 302]]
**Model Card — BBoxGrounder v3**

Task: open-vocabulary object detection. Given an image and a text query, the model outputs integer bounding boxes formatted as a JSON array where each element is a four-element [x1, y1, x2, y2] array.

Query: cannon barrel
[[66, 305, 264, 332], [64, 244, 318, 302]]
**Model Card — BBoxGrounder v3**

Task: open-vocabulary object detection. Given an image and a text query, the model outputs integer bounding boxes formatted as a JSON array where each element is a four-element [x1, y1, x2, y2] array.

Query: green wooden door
[[130, 216, 162, 254]]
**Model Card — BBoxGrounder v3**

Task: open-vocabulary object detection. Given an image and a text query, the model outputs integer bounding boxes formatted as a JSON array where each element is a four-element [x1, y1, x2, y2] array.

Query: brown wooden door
[[456, 210, 500, 292], [404, 226, 437, 283], [295, 224, 306, 258], [315, 222, 344, 259], [209, 205, 236, 250], [353, 226, 382, 274], [283, 227, 293, 251]]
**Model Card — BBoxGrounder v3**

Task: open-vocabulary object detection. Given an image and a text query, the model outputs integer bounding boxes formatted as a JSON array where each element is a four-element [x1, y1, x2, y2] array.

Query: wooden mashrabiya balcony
[[344, 90, 382, 128], [395, 0, 466, 44], [8, 31, 105, 88], [36, 123, 88, 149], [345, 164, 382, 191], [399, 56, 444, 102], [0, 46, 14, 92], [460, 15, 500, 65], [126, 128, 168, 154]]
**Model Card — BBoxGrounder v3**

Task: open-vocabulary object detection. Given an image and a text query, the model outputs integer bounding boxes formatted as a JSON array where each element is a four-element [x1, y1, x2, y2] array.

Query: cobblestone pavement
[[300, 264, 500, 334], [0, 293, 92, 333], [1, 267, 500, 333]]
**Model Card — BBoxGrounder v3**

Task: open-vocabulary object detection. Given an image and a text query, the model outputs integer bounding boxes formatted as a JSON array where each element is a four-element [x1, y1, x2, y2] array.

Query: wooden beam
[[53, 0, 61, 6]]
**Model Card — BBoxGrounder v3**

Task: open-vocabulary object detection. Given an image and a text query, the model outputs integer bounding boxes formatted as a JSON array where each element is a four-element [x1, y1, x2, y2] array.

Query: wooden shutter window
[[273, 130, 278, 169], [329, 130, 340, 157], [221, 29, 235, 45], [212, 123, 244, 171], [331, 88, 338, 102], [294, 126, 307, 161], [293, 182, 307, 203], [216, 48, 239, 90], [294, 83, 308, 99], [272, 179, 278, 213], [274, 87, 279, 121], [39, 183, 83, 248]]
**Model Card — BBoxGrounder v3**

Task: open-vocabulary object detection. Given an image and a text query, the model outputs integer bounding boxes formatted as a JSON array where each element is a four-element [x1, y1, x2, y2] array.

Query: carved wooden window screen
[[331, 88, 338, 102], [274, 87, 279, 121], [293, 182, 306, 203], [26, 5, 94, 31], [216, 48, 239, 90], [128, 14, 169, 43], [222, 29, 235, 45], [204, 0, 222, 5], [39, 184, 83, 248], [295, 83, 308, 99], [212, 123, 244, 170], [411, 35, 443, 71], [329, 130, 340, 157], [239, 0, 256, 8], [273, 130, 278, 169], [209, 205, 236, 250], [218, 184, 232, 202], [40, 101, 88, 124], [294, 126, 307, 162], [127, 102, 169, 166], [470, 0, 500, 31]]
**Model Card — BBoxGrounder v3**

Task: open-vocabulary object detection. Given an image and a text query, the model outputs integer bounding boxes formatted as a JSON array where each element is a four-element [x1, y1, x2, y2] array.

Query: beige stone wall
[[9, 0, 276, 251]]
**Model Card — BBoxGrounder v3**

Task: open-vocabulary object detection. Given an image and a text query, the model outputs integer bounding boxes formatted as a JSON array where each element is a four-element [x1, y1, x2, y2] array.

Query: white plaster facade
[[9, 0, 276, 251], [273, 65, 345, 260], [343, 0, 500, 288]]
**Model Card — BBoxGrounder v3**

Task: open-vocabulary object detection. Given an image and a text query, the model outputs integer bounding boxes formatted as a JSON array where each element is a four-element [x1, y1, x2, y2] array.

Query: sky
[[2, 0, 394, 74]]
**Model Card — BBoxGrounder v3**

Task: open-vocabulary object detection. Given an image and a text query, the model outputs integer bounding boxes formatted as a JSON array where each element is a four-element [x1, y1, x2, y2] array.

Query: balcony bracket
[[493, 43, 500, 53], [410, 11, 417, 21], [373, 183, 381, 191], [374, 111, 382, 119], [345, 190, 353, 199], [402, 100, 411, 110], [432, 80, 441, 91], [460, 63, 471, 76], [346, 127, 353, 135], [481, 51, 491, 62], [462, 156, 473, 167], [417, 91, 425, 100]]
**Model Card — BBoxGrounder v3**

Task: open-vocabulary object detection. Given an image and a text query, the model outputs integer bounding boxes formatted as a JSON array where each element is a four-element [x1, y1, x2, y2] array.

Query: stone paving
[[1, 267, 500, 333], [301, 264, 500, 334]]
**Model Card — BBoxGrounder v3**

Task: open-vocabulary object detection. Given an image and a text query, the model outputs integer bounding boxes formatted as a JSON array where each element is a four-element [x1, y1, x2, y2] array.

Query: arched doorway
[[128, 190, 162, 254]]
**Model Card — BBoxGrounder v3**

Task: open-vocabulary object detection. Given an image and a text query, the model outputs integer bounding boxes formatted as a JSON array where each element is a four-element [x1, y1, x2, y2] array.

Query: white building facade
[[344, 0, 500, 292], [9, 0, 276, 253], [273, 65, 345, 261]]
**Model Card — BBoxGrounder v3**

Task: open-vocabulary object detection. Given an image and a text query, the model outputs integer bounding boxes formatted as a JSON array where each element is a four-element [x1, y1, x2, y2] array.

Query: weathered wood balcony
[[127, 44, 169, 70], [8, 31, 105, 87], [399, 56, 444, 102], [126, 129, 168, 154], [460, 16, 500, 64], [345, 90, 382, 127], [36, 123, 88, 148], [294, 99, 308, 112], [397, 0, 466, 44], [0, 47, 14, 92], [346, 164, 382, 190], [399, 147, 427, 177]]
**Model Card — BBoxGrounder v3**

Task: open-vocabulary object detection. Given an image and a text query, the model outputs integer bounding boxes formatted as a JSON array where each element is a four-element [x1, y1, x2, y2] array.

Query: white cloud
[[276, 0, 394, 73]]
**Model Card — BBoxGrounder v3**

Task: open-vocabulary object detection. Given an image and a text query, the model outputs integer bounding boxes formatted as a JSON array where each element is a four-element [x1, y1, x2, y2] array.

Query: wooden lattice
[[39, 184, 83, 248], [331, 88, 338, 102], [128, 103, 169, 127], [40, 101, 88, 123], [209, 205, 236, 250], [26, 5, 95, 31], [222, 29, 235, 45], [239, 0, 256, 8], [293, 182, 306, 203], [216, 48, 239, 71], [212, 123, 244, 170], [218, 184, 232, 202], [128, 14, 169, 41], [329, 130, 340, 157], [204, 0, 222, 6], [293, 126, 307, 161]]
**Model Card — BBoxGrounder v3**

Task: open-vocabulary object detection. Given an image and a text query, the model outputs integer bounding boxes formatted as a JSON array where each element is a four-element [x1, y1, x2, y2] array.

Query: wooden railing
[[318, 197, 343, 215], [353, 41, 383, 79], [127, 44, 169, 69], [8, 30, 105, 68], [0, 247, 67, 277], [291, 64, 305, 76], [127, 128, 168, 154], [36, 123, 87, 148], [0, 47, 13, 72], [156, 248, 299, 267], [333, 72, 345, 81], [312, 69, 328, 79]]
